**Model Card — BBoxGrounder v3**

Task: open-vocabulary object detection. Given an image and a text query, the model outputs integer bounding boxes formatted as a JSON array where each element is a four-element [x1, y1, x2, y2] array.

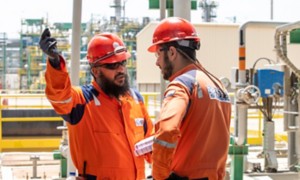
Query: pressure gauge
[[220, 77, 231, 89]]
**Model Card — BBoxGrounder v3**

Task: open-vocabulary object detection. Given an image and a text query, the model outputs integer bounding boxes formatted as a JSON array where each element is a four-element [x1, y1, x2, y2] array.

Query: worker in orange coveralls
[[147, 17, 232, 180], [39, 28, 153, 180]]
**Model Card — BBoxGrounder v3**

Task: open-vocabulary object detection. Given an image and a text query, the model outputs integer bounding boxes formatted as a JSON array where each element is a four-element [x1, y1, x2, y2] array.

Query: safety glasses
[[155, 47, 168, 58], [95, 60, 127, 70], [93, 46, 127, 64]]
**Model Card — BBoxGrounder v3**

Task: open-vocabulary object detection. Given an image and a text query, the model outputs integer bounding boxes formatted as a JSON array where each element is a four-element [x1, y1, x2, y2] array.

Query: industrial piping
[[274, 21, 300, 79], [235, 21, 287, 146], [275, 21, 300, 132]]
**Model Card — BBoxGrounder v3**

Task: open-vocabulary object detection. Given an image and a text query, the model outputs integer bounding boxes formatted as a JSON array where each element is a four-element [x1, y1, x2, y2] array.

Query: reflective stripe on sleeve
[[48, 97, 72, 104], [154, 138, 177, 148], [92, 94, 101, 106]]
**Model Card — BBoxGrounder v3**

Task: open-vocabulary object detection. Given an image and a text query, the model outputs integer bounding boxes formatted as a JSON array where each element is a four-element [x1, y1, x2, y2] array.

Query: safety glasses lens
[[100, 60, 127, 70]]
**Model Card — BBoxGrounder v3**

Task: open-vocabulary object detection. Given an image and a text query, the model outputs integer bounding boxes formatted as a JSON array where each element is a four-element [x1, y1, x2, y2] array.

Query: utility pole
[[270, 0, 274, 20], [159, 0, 166, 103]]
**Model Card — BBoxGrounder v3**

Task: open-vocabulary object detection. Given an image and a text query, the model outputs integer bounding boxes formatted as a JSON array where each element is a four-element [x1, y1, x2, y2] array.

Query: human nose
[[155, 58, 160, 67], [116, 62, 126, 72]]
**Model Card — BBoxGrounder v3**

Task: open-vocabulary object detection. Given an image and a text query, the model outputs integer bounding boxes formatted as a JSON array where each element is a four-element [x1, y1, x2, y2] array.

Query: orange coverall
[[152, 64, 232, 180], [45, 57, 153, 179]]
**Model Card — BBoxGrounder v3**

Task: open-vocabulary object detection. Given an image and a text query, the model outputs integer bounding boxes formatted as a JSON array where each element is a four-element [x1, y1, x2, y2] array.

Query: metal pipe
[[66, 0, 82, 176], [30, 155, 40, 179], [234, 21, 285, 155], [274, 20, 300, 170], [159, 0, 166, 103], [240, 21, 286, 46], [297, 93, 300, 165], [70, 0, 82, 86], [283, 66, 299, 131], [160, 0, 166, 20], [274, 21, 300, 78], [174, 0, 191, 21], [235, 103, 248, 146], [238, 21, 286, 83], [270, 0, 273, 20]]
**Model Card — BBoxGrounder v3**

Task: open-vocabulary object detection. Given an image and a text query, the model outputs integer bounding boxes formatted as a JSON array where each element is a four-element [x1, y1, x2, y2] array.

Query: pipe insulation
[[235, 103, 248, 146]]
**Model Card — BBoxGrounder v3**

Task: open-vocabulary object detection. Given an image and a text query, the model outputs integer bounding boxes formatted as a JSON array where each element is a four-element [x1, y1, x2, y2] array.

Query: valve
[[236, 85, 261, 104]]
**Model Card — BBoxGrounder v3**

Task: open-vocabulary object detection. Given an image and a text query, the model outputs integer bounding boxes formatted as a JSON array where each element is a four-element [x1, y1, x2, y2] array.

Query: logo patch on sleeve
[[135, 118, 144, 126], [207, 86, 230, 102]]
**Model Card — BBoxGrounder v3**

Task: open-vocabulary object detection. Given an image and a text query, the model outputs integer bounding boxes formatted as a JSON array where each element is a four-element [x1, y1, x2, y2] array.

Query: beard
[[162, 55, 174, 80], [97, 72, 130, 98]]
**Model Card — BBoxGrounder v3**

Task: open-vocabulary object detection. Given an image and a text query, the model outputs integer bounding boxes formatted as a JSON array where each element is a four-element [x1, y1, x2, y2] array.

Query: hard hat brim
[[95, 52, 131, 65]]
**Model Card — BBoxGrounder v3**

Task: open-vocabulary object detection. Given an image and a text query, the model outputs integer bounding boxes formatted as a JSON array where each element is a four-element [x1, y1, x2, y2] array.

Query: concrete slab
[[0, 152, 60, 180], [1, 151, 299, 180]]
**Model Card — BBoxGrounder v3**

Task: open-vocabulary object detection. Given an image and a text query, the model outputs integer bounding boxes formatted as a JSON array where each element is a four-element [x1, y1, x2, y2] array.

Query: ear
[[91, 67, 98, 76], [168, 46, 177, 61]]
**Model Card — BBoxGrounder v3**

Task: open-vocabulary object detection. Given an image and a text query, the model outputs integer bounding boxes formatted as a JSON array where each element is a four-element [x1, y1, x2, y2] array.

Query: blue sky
[[1, 0, 300, 38]]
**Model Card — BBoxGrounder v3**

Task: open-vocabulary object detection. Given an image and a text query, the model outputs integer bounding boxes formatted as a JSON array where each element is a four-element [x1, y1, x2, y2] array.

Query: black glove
[[39, 28, 60, 68], [166, 173, 188, 180]]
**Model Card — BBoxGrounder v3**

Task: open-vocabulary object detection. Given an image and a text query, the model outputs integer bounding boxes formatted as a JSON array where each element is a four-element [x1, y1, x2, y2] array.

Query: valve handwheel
[[237, 85, 261, 104]]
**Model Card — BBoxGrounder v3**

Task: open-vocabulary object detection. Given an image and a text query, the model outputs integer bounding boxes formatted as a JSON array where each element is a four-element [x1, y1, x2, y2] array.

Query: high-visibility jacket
[[45, 57, 153, 180], [152, 64, 231, 180]]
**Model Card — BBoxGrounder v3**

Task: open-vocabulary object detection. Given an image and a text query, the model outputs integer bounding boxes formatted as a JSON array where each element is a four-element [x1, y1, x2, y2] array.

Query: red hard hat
[[87, 33, 131, 65], [148, 17, 200, 52]]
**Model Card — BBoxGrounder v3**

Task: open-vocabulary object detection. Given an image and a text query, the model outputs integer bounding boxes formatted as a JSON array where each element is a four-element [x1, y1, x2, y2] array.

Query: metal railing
[[0, 94, 62, 152], [0, 92, 287, 151]]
